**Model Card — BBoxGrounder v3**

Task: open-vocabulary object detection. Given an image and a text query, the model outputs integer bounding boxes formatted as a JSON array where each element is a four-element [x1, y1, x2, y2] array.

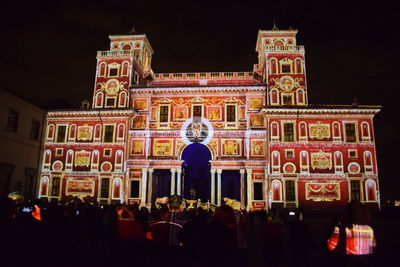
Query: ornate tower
[[92, 32, 154, 109], [255, 27, 307, 106]]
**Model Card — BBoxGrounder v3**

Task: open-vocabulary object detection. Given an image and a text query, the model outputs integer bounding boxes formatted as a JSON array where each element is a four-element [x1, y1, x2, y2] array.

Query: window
[[193, 105, 202, 117], [104, 148, 112, 157], [253, 182, 263, 200], [226, 105, 236, 122], [105, 97, 116, 107], [30, 119, 40, 140], [348, 149, 357, 158], [51, 177, 60, 196], [55, 148, 63, 156], [283, 123, 295, 142], [345, 123, 357, 143], [350, 180, 361, 201], [159, 106, 169, 123], [130, 180, 140, 198], [281, 64, 291, 73], [100, 178, 110, 198], [108, 67, 119, 77], [56, 125, 67, 143], [7, 109, 19, 133], [103, 125, 114, 143], [282, 95, 293, 105], [285, 180, 296, 201], [285, 150, 294, 159]]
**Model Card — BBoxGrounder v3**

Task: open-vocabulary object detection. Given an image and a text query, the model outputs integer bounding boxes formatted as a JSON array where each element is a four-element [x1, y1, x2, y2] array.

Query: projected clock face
[[105, 79, 119, 95], [280, 76, 295, 91]]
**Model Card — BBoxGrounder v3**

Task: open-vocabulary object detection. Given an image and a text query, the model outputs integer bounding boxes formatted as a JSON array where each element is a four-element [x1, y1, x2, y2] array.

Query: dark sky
[[1, 0, 399, 201]]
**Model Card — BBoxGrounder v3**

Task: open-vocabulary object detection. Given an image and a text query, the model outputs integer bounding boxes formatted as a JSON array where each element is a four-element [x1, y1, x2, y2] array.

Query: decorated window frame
[[102, 124, 116, 143], [68, 124, 77, 142], [158, 104, 171, 128], [98, 62, 107, 77], [99, 177, 111, 199], [279, 58, 293, 74], [269, 89, 279, 105], [55, 124, 68, 143], [107, 62, 121, 77], [95, 92, 104, 108], [343, 121, 358, 143], [91, 150, 100, 171], [296, 88, 306, 105], [332, 122, 341, 141], [283, 179, 297, 204], [269, 58, 278, 75], [281, 93, 294, 105], [105, 96, 117, 108], [129, 179, 141, 199], [55, 148, 63, 156], [364, 179, 377, 202], [65, 149, 74, 171], [281, 120, 296, 143], [50, 176, 62, 198]]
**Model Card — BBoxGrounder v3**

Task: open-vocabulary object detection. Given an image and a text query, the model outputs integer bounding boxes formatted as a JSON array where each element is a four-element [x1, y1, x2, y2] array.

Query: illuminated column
[[240, 169, 245, 207], [170, 169, 176, 195], [177, 169, 182, 196], [246, 169, 252, 209], [141, 168, 147, 206], [145, 132, 151, 157], [217, 169, 222, 206], [147, 168, 153, 205], [210, 169, 216, 204], [264, 170, 269, 211]]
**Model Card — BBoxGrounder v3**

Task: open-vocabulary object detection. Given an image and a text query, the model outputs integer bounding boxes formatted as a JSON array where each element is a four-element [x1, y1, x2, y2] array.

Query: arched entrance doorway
[[182, 143, 211, 201]]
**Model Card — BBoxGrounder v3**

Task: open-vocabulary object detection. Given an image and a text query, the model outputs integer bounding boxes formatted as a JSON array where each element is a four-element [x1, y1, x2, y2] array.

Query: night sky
[[1, 0, 399, 201]]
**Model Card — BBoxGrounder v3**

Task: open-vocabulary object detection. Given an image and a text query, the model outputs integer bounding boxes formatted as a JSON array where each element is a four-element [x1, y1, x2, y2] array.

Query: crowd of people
[[0, 196, 376, 267]]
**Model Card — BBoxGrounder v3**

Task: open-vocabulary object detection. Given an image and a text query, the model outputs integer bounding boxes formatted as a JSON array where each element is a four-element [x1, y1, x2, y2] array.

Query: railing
[[97, 50, 135, 57], [153, 71, 253, 79], [264, 45, 304, 52]]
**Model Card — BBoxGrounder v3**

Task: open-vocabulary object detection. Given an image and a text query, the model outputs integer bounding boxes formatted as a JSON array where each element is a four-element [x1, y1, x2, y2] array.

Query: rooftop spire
[[129, 26, 136, 34], [272, 21, 279, 31]]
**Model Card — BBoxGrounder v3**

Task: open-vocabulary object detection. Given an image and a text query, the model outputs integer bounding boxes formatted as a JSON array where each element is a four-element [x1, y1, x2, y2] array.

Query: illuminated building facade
[[38, 28, 380, 209]]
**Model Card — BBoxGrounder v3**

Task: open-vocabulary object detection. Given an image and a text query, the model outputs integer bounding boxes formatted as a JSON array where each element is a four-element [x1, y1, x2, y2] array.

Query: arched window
[[94, 124, 102, 141], [40, 176, 49, 197], [365, 179, 377, 202], [91, 150, 99, 171], [332, 122, 341, 140], [115, 150, 124, 171], [43, 150, 51, 169], [295, 58, 302, 74], [274, 40, 284, 47], [364, 151, 373, 174], [270, 58, 278, 74], [117, 124, 125, 140], [118, 91, 127, 107], [46, 124, 55, 141], [122, 44, 132, 50], [121, 61, 129, 76], [296, 89, 305, 105], [65, 149, 74, 171], [112, 178, 122, 199], [270, 89, 278, 105], [68, 124, 76, 142], [334, 151, 343, 173], [271, 122, 279, 141], [99, 62, 106, 77], [361, 122, 371, 140], [298, 122, 307, 140], [300, 151, 309, 173], [271, 151, 280, 173], [95, 92, 103, 108], [271, 180, 282, 201]]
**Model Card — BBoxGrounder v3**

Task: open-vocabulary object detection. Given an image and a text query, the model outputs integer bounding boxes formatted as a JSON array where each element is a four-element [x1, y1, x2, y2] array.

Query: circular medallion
[[52, 160, 63, 171], [283, 163, 296, 174], [348, 162, 360, 174], [105, 79, 119, 95], [101, 161, 113, 172], [180, 118, 213, 145], [280, 76, 295, 91]]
